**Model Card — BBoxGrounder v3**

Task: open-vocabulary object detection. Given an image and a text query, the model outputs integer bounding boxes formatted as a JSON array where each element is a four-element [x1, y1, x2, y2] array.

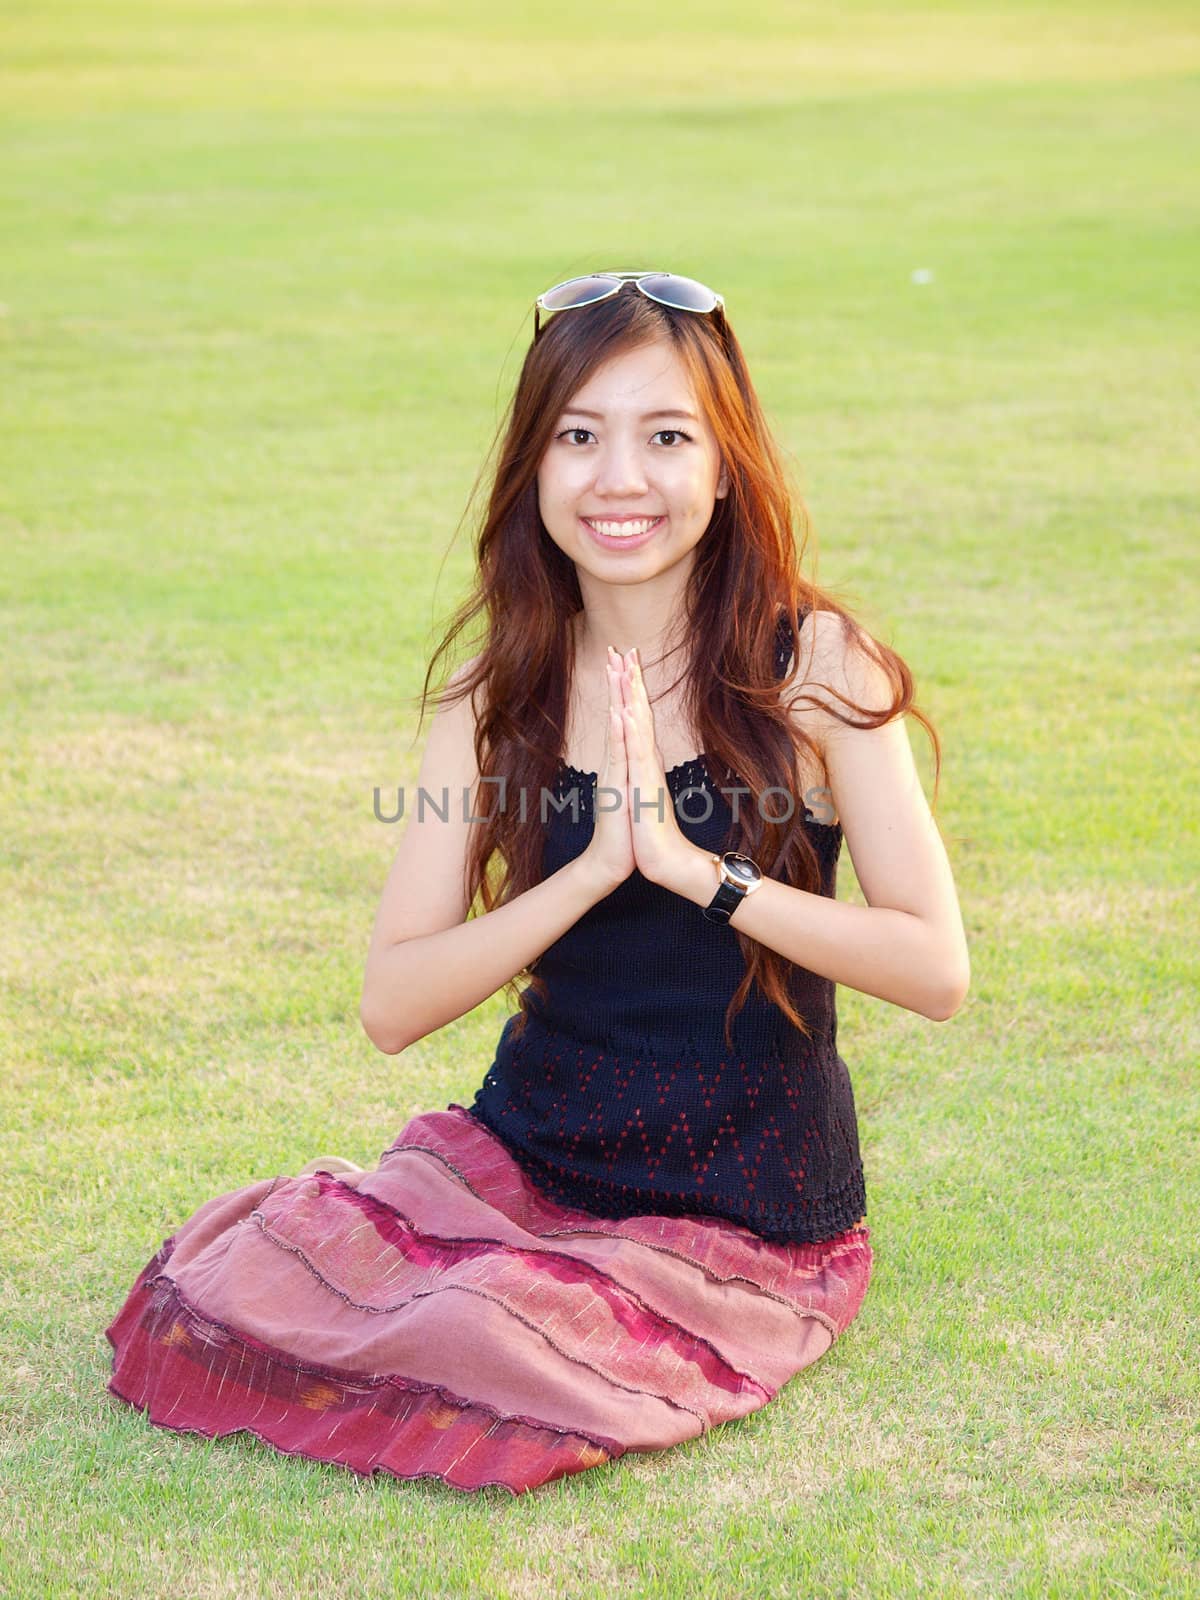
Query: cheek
[[536, 474, 566, 523], [677, 467, 717, 511], [539, 461, 584, 507]]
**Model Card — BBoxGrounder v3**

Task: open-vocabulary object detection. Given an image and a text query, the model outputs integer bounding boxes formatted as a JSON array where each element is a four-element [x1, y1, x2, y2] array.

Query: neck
[[570, 575, 693, 679]]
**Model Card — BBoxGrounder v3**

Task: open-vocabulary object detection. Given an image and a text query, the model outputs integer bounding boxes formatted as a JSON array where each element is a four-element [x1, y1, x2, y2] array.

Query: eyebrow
[[561, 407, 700, 423]]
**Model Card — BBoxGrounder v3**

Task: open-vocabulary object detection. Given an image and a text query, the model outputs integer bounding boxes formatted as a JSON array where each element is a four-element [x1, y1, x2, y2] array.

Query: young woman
[[105, 270, 969, 1496]]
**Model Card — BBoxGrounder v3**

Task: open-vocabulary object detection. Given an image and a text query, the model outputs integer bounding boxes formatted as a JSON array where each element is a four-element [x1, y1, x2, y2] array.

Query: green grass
[[1, 1, 1198, 1595]]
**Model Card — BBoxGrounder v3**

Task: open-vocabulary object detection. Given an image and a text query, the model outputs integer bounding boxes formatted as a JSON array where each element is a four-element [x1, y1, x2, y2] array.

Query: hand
[[617, 647, 699, 889], [576, 646, 636, 894]]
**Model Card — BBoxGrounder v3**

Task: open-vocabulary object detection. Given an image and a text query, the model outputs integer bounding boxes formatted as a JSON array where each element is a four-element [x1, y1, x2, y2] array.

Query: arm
[[658, 612, 971, 1022], [360, 663, 615, 1055]]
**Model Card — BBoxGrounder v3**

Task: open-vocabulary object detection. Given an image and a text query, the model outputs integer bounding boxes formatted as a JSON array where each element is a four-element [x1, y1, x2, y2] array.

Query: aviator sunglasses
[[533, 270, 726, 339]]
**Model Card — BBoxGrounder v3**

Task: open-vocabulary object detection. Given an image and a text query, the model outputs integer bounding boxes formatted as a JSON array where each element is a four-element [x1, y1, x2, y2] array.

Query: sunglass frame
[[533, 271, 726, 338]]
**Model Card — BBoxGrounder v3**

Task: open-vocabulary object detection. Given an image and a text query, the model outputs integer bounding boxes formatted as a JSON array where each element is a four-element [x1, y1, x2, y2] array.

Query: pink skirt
[[104, 1104, 873, 1496]]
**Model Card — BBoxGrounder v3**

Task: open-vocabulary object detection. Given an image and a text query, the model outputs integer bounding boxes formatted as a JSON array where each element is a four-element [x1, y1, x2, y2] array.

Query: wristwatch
[[702, 851, 763, 925]]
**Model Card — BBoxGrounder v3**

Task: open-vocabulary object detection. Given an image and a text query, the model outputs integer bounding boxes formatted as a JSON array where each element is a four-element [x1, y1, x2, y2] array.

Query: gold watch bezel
[[710, 851, 763, 896]]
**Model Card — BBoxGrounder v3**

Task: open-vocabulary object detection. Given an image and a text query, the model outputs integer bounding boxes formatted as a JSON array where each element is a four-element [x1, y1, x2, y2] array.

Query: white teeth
[[585, 517, 661, 539]]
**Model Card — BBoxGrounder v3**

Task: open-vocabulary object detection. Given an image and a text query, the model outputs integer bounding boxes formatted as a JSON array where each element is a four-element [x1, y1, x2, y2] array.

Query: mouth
[[580, 515, 666, 550]]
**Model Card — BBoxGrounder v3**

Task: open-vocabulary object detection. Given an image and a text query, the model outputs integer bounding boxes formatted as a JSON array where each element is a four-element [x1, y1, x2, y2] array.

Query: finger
[[618, 653, 652, 748], [608, 660, 629, 761], [611, 700, 626, 766], [606, 652, 622, 711], [606, 658, 627, 737], [603, 668, 621, 776], [628, 650, 650, 718], [624, 649, 643, 707], [626, 658, 652, 740], [622, 703, 642, 761]]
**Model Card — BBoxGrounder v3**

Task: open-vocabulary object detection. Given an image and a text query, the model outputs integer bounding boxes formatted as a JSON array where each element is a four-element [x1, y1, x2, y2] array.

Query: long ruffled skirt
[[104, 1104, 873, 1495]]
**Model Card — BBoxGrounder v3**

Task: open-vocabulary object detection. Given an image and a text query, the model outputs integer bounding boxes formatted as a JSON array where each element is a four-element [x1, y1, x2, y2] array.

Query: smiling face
[[536, 336, 730, 591]]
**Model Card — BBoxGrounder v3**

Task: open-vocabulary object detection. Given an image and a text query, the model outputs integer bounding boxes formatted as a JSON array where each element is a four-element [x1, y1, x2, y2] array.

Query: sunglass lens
[[538, 275, 620, 312], [637, 273, 720, 313]]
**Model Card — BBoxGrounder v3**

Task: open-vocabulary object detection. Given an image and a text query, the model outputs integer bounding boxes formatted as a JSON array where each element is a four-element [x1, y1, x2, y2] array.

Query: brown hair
[[415, 283, 941, 1048]]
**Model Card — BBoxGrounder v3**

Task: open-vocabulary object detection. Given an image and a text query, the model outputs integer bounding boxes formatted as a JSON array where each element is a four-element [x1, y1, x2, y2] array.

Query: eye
[[553, 427, 695, 446]]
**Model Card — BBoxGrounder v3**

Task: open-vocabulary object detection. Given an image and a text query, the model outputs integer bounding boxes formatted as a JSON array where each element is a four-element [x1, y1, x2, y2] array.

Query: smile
[[581, 515, 665, 546]]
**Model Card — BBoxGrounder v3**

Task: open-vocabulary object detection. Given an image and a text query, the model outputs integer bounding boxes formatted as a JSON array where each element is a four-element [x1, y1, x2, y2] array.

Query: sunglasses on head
[[533, 270, 726, 339]]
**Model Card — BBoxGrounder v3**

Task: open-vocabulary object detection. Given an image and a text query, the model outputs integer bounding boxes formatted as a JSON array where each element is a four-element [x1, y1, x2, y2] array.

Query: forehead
[[560, 338, 699, 417]]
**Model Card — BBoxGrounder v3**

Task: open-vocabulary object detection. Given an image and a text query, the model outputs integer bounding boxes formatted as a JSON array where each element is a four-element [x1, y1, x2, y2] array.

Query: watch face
[[724, 853, 760, 884]]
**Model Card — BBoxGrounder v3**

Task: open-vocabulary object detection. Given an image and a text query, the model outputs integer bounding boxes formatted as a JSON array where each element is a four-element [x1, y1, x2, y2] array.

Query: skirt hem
[[101, 1103, 873, 1494]]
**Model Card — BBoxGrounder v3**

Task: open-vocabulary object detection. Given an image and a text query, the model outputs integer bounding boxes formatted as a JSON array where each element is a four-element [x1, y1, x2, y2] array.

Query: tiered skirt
[[104, 1104, 873, 1495]]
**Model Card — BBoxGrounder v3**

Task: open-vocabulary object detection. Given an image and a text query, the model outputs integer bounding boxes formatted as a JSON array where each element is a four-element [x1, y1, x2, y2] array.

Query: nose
[[592, 435, 649, 499]]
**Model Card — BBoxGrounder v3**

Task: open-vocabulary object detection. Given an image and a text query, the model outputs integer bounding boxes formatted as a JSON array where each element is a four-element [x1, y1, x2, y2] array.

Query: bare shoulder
[[793, 612, 970, 1010], [784, 608, 895, 751], [440, 649, 485, 717], [417, 649, 487, 767]]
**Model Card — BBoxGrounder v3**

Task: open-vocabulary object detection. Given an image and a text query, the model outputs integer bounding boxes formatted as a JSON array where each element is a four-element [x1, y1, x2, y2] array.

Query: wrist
[[567, 851, 625, 903], [654, 842, 719, 906]]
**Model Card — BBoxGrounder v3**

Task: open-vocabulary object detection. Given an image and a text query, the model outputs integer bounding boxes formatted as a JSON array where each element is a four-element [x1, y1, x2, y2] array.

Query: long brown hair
[[415, 283, 941, 1048]]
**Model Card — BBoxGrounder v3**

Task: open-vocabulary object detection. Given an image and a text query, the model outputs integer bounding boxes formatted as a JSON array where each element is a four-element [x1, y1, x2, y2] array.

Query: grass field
[[1, 2, 1198, 1595]]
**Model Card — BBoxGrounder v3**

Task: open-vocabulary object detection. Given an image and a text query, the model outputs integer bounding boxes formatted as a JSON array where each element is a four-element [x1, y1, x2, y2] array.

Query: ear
[[716, 459, 730, 499]]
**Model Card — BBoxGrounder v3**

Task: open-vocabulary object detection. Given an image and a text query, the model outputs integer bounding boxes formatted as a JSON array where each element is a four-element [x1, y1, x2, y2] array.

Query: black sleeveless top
[[461, 606, 867, 1244]]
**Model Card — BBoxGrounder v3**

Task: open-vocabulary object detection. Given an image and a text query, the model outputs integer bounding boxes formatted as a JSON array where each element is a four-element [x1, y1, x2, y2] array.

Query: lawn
[[1, 2, 1197, 1595]]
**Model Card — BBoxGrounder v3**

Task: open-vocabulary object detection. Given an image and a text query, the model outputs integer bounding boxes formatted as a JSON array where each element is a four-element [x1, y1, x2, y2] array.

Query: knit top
[[462, 606, 867, 1245]]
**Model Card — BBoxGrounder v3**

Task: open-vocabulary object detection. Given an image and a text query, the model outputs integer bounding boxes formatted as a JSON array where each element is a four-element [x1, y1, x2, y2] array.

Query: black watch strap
[[702, 879, 746, 925]]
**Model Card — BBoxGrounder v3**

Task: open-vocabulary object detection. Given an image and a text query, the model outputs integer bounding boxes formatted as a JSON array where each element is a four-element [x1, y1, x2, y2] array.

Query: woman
[[105, 270, 970, 1496]]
